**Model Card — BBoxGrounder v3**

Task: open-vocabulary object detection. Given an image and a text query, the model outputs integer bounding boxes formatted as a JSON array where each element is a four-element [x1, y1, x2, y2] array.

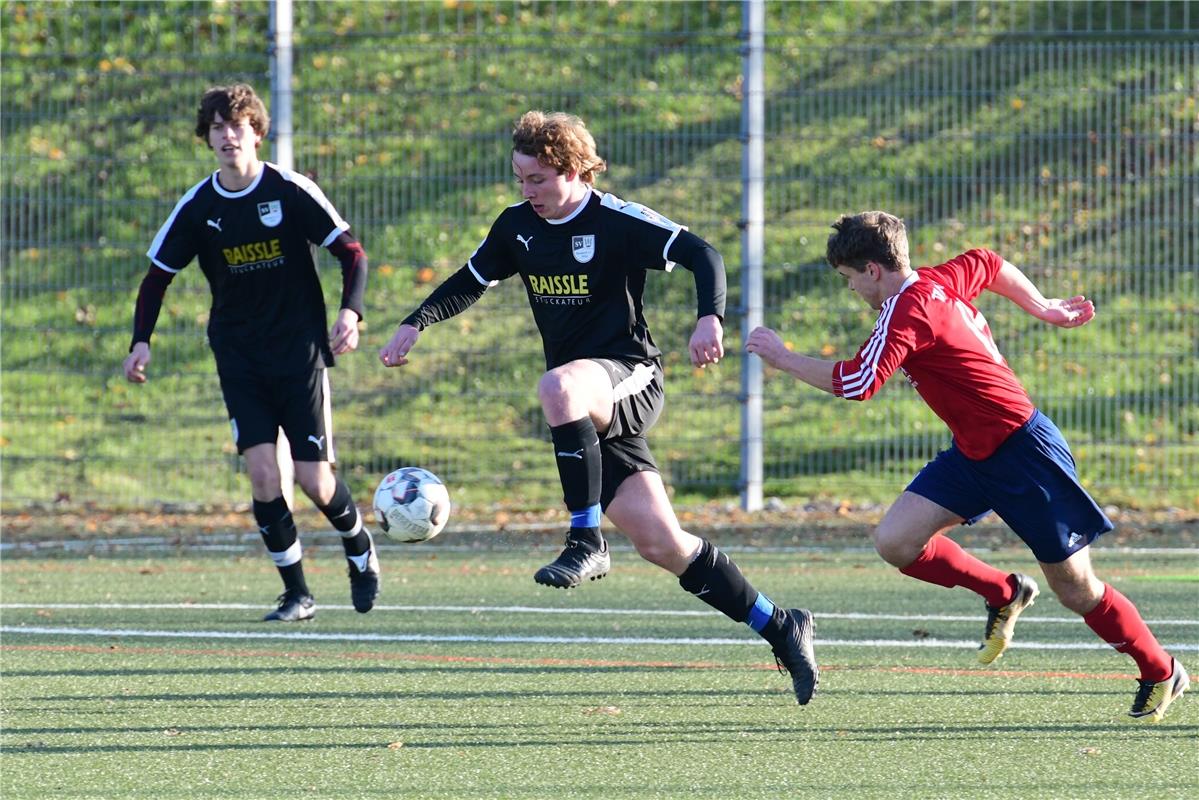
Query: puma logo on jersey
[[516, 234, 533, 251], [207, 218, 222, 232], [556, 449, 584, 460], [307, 434, 325, 449]]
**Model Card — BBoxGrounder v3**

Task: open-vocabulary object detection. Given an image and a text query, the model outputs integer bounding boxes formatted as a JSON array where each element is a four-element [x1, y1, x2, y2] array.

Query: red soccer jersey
[[831, 248, 1035, 460]]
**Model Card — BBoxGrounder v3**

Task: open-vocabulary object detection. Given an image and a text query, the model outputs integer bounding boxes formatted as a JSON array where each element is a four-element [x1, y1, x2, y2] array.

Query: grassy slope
[[1, 1, 1195, 511]]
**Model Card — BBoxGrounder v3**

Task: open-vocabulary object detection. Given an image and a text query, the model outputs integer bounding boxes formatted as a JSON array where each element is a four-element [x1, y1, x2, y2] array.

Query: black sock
[[315, 477, 371, 558], [254, 497, 310, 596], [550, 417, 603, 550], [678, 539, 787, 644]]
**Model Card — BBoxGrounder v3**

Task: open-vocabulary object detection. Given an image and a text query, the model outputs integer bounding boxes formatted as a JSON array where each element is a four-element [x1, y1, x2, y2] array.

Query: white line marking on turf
[[4, 624, 1197, 651], [2, 602, 1196, 627]]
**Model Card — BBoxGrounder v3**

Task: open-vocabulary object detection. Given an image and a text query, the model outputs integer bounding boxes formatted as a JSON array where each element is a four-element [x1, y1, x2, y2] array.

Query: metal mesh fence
[[2, 1, 1195, 514]]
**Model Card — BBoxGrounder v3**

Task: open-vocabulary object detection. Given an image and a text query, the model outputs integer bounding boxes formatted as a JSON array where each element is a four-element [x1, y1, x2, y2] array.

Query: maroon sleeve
[[327, 231, 367, 320], [130, 265, 177, 350]]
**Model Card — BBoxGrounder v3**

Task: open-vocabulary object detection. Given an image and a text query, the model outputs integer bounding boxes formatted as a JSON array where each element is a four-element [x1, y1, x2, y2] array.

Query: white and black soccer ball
[[372, 466, 451, 543]]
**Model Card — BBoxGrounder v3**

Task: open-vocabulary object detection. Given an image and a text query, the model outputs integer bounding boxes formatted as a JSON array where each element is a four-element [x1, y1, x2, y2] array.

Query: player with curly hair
[[379, 110, 818, 706]]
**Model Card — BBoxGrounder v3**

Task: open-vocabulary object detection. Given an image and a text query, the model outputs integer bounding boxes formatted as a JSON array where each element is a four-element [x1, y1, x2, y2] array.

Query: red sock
[[899, 535, 1015, 608], [1083, 584, 1173, 682]]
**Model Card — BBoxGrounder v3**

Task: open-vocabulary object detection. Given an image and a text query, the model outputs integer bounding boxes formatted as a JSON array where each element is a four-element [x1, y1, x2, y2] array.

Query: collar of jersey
[[210, 164, 266, 199], [543, 189, 595, 225], [898, 271, 920, 294]]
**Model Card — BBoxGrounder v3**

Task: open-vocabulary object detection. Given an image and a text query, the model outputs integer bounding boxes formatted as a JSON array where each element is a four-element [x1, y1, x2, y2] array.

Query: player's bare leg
[[606, 472, 819, 704], [878, 492, 1037, 664], [296, 460, 380, 613], [534, 360, 614, 588], [1041, 547, 1185, 720], [245, 443, 314, 621]]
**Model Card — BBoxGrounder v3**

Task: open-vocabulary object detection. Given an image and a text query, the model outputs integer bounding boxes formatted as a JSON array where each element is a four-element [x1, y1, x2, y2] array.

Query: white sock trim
[[268, 540, 303, 567]]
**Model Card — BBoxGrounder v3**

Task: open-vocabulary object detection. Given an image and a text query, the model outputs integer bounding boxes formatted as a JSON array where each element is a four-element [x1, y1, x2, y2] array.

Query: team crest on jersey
[[257, 200, 283, 228], [571, 235, 595, 263]]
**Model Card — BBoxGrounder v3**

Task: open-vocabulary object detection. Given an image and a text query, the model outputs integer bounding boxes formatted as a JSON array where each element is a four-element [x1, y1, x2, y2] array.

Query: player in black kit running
[[379, 111, 818, 705], [123, 84, 380, 622]]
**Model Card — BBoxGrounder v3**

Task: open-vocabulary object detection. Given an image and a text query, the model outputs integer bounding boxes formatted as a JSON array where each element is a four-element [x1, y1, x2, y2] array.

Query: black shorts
[[216, 364, 335, 462], [590, 358, 663, 509]]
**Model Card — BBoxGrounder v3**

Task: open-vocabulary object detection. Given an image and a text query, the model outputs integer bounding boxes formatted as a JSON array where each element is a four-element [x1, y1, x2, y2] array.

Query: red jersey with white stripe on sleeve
[[830, 248, 1035, 460]]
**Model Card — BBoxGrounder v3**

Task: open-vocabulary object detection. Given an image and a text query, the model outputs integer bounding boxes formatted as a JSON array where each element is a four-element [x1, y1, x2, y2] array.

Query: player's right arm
[[127, 181, 202, 382], [123, 265, 177, 383], [745, 326, 837, 393], [379, 216, 517, 369], [378, 265, 492, 368]]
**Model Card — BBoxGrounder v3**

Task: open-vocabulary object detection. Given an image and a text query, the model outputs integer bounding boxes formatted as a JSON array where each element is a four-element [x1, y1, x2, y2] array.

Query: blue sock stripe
[[746, 592, 775, 632], [570, 505, 602, 529]]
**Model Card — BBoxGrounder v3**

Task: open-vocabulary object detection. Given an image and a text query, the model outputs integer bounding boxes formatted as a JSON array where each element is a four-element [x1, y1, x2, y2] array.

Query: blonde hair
[[512, 110, 607, 184]]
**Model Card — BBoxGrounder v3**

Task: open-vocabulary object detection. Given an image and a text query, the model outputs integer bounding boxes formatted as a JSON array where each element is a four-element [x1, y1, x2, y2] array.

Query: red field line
[[0, 643, 1136, 680]]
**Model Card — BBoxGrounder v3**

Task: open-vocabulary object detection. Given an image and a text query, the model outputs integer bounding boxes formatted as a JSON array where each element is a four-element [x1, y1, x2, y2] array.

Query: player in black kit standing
[[122, 84, 380, 622], [379, 111, 818, 704]]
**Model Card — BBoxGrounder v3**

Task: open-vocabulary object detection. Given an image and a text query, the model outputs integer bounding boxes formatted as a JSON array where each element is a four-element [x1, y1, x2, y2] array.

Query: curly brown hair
[[194, 84, 270, 143], [511, 110, 607, 184], [825, 211, 911, 273]]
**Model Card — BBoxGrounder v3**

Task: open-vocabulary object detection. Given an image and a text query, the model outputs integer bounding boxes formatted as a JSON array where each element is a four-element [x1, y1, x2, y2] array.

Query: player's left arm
[[327, 231, 368, 354], [666, 230, 727, 367], [986, 259, 1095, 329]]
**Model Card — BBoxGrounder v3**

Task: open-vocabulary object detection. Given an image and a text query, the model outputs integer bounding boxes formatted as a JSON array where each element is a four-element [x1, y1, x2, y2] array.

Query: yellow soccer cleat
[[977, 573, 1040, 664], [1129, 659, 1190, 722]]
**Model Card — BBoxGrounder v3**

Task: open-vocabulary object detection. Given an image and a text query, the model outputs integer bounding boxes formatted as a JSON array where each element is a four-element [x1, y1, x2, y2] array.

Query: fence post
[[270, 0, 296, 509], [740, 0, 765, 512]]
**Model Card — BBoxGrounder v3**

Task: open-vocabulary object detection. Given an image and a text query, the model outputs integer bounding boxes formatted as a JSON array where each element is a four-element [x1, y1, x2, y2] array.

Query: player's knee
[[246, 463, 280, 497], [537, 368, 576, 406], [629, 531, 688, 573], [294, 468, 334, 505], [1045, 572, 1104, 614], [295, 476, 326, 504], [873, 527, 919, 568]]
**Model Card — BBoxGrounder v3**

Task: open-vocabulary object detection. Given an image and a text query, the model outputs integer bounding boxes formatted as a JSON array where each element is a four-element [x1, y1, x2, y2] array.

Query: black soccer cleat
[[534, 536, 610, 589], [773, 608, 819, 705], [347, 531, 381, 613], [263, 591, 316, 622]]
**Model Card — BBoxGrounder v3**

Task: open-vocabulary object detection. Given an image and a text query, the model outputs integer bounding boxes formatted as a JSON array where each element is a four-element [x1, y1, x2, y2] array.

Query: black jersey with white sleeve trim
[[146, 163, 349, 374], [407, 190, 722, 369]]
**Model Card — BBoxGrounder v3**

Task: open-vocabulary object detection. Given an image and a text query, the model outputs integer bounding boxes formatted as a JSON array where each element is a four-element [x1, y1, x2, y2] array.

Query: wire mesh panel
[[759, 2, 1197, 507], [1, 0, 1195, 513]]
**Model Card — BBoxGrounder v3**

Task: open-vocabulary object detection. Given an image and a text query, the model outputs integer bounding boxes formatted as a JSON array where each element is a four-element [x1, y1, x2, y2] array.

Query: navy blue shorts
[[906, 410, 1113, 564]]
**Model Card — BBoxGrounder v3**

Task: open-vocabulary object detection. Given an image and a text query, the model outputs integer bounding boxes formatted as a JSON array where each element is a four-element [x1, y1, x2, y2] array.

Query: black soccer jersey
[[409, 190, 721, 369], [146, 163, 349, 374]]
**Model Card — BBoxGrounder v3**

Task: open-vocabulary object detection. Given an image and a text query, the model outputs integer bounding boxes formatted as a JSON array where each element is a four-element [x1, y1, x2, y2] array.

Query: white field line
[[4, 624, 1198, 652], [3, 535, 1197, 557], [1, 601, 1198, 627]]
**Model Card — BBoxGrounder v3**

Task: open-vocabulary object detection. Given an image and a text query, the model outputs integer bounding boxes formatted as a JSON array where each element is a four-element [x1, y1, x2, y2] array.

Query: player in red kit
[[746, 210, 1187, 722]]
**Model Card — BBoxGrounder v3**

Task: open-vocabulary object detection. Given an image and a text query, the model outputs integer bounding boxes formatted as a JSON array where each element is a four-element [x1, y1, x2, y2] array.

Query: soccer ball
[[372, 467, 451, 543]]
